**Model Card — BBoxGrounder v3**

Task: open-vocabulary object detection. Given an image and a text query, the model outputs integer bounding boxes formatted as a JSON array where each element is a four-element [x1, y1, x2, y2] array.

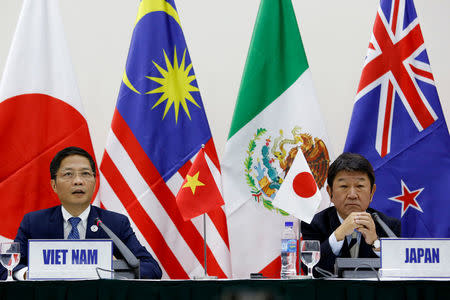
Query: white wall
[[0, 0, 449, 162]]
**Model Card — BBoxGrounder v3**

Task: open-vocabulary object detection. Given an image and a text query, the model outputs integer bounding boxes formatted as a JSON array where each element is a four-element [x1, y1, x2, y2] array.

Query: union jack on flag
[[345, 0, 450, 238], [357, 0, 438, 158]]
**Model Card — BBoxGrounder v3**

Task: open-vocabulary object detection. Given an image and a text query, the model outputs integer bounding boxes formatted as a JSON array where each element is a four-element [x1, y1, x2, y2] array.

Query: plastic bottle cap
[[285, 221, 293, 227]]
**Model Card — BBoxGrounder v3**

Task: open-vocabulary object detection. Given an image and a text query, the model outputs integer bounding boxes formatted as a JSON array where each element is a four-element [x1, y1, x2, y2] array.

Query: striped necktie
[[349, 231, 359, 258], [68, 217, 81, 239]]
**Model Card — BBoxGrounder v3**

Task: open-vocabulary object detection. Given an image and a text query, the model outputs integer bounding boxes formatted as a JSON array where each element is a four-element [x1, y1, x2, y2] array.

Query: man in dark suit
[[301, 153, 401, 277], [1, 146, 162, 280]]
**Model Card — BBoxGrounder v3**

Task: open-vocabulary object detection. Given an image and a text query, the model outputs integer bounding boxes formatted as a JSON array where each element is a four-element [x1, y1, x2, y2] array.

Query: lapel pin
[[90, 225, 98, 232]]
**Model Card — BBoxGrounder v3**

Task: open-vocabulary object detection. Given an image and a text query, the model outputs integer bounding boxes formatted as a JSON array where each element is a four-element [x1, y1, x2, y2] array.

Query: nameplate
[[380, 238, 450, 278], [28, 239, 113, 280]]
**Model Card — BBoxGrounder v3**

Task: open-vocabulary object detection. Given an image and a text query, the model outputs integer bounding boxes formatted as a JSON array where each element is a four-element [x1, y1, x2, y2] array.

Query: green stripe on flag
[[228, 0, 309, 139]]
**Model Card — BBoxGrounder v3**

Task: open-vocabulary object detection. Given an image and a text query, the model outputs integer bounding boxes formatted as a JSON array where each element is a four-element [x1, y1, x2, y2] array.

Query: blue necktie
[[68, 217, 81, 239]]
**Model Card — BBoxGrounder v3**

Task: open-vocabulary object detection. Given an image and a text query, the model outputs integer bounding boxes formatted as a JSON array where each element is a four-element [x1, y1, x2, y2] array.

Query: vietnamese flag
[[0, 0, 96, 240], [176, 148, 224, 221]]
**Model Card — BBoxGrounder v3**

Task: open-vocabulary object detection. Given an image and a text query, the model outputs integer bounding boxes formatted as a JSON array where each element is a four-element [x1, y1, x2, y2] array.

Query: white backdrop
[[0, 0, 449, 162]]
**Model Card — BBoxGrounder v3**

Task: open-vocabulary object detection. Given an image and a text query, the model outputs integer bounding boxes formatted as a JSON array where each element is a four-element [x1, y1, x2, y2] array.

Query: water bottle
[[280, 221, 297, 278]]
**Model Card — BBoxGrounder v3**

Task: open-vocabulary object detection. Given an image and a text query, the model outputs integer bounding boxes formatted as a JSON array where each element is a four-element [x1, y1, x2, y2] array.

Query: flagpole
[[297, 218, 301, 276], [193, 212, 218, 279], [200, 144, 210, 278], [203, 213, 207, 277]]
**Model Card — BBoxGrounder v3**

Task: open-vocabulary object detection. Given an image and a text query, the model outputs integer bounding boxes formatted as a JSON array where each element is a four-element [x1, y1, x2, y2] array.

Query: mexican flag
[[222, 0, 333, 278]]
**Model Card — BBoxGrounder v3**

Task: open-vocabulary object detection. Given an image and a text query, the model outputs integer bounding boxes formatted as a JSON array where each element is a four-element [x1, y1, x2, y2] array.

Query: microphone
[[94, 218, 140, 269], [371, 213, 397, 238]]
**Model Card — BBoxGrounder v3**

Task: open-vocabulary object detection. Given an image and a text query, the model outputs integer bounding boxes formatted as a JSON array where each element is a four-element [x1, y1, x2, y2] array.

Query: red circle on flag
[[292, 172, 317, 198], [0, 93, 95, 239]]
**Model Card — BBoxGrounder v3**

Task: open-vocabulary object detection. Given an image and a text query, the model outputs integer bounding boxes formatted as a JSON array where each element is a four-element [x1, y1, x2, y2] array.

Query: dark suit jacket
[[1, 205, 162, 279], [301, 206, 401, 277]]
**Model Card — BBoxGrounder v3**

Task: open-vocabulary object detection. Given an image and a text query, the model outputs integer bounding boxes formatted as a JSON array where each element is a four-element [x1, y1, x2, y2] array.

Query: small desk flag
[[176, 148, 224, 221]]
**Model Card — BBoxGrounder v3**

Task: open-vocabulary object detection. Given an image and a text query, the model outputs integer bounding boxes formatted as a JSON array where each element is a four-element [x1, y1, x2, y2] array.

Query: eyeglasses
[[58, 170, 95, 180]]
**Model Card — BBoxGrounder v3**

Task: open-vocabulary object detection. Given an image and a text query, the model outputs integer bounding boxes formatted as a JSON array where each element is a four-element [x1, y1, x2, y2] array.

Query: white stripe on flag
[[204, 152, 223, 197], [166, 171, 184, 197], [98, 173, 167, 276], [104, 131, 148, 196]]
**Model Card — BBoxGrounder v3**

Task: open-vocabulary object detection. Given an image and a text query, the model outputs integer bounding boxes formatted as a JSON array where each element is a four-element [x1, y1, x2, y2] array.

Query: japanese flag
[[0, 0, 96, 240], [272, 149, 321, 223]]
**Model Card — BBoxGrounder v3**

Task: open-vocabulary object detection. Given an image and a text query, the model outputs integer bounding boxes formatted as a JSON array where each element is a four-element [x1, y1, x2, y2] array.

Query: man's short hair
[[50, 146, 96, 180], [327, 152, 375, 189]]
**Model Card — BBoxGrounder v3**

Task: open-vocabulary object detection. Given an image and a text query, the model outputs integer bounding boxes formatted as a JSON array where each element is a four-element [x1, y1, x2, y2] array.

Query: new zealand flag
[[345, 0, 450, 237]]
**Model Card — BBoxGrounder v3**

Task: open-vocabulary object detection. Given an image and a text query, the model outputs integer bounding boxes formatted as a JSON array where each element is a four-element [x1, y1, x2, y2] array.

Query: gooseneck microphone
[[371, 213, 397, 238], [94, 218, 140, 269]]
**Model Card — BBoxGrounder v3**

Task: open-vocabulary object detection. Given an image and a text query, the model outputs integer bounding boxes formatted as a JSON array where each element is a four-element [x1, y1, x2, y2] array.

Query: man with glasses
[[2, 146, 162, 280]]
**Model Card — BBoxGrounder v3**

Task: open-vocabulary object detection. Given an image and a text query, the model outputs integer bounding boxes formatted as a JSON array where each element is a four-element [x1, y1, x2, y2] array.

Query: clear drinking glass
[[0, 242, 20, 281], [300, 240, 320, 278]]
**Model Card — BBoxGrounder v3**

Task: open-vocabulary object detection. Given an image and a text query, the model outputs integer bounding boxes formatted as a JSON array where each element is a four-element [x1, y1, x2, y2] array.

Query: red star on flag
[[389, 180, 424, 217]]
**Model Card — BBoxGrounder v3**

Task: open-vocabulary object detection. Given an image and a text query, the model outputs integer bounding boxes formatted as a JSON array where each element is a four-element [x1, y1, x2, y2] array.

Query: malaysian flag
[[345, 0, 450, 237], [97, 0, 231, 278]]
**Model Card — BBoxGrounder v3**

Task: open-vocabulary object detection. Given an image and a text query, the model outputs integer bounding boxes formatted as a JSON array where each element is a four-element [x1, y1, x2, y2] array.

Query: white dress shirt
[[62, 205, 90, 239], [328, 213, 361, 256], [328, 212, 379, 257]]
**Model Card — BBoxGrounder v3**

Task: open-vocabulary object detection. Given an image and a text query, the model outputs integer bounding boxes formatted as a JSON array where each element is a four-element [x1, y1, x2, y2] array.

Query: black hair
[[327, 152, 375, 190], [50, 146, 96, 180]]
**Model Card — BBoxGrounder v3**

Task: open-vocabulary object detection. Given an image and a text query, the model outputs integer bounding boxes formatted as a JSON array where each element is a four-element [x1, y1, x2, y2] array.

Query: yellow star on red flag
[[175, 148, 224, 221], [182, 171, 205, 194]]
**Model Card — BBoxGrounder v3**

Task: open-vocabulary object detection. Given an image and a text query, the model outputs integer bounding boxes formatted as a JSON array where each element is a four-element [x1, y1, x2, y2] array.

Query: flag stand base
[[193, 275, 218, 280], [286, 275, 311, 279]]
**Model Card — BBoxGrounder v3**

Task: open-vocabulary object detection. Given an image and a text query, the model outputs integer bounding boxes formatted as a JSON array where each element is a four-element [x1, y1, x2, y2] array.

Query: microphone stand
[[194, 213, 217, 279], [371, 213, 397, 238], [95, 218, 140, 279]]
